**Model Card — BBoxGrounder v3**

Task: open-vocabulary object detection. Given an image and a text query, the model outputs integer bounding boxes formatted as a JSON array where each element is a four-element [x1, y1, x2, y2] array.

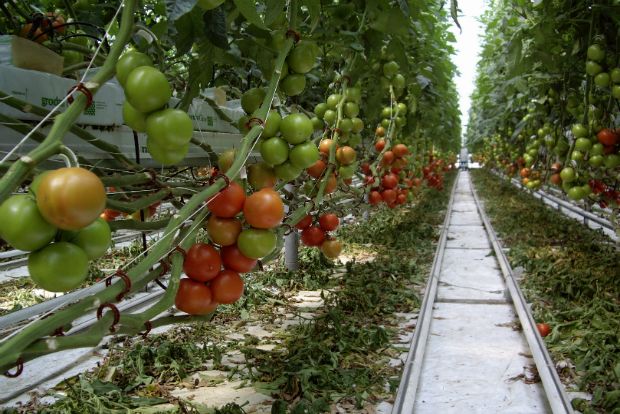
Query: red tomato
[[207, 181, 246, 218], [243, 188, 284, 229], [597, 128, 618, 146], [382, 173, 398, 189], [221, 244, 257, 273], [307, 159, 327, 178], [537, 323, 551, 337], [183, 243, 221, 282], [301, 226, 326, 246], [210, 270, 244, 304], [175, 278, 216, 315], [206, 215, 242, 246], [381, 151, 395, 165], [392, 143, 409, 158], [381, 189, 397, 203], [375, 139, 386, 152], [368, 191, 382, 205], [295, 214, 313, 230], [325, 173, 337, 194], [396, 193, 407, 204], [361, 162, 371, 175], [318, 213, 339, 231]]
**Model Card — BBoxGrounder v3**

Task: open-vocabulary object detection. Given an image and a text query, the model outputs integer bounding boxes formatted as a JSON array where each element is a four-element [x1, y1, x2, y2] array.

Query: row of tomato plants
[[0, 0, 460, 374]]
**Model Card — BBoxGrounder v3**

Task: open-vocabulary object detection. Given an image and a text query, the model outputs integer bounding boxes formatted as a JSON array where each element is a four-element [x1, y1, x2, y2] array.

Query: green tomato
[[383, 61, 399, 79], [241, 87, 266, 114], [323, 109, 337, 126], [338, 163, 357, 179], [260, 137, 289, 166], [147, 137, 189, 165], [351, 117, 364, 133], [28, 242, 89, 292], [381, 118, 390, 128], [554, 139, 569, 155], [590, 143, 605, 156], [588, 154, 605, 167], [280, 74, 306, 96], [594, 72, 610, 88], [125, 66, 172, 113], [605, 154, 620, 168], [289, 141, 320, 169], [348, 133, 362, 147], [397, 102, 407, 115], [381, 107, 392, 118], [391, 73, 405, 89], [587, 44, 605, 62], [571, 150, 584, 162], [274, 161, 302, 181], [344, 87, 361, 102], [560, 167, 576, 183], [0, 195, 57, 251], [567, 186, 585, 201], [287, 41, 317, 74], [60, 217, 111, 259], [311, 116, 324, 131], [339, 118, 353, 133], [612, 85, 620, 100], [261, 109, 281, 139], [237, 115, 250, 134], [197, 0, 225, 10], [146, 109, 193, 149], [115, 51, 153, 88], [326, 94, 342, 109], [611, 68, 620, 83], [122, 101, 147, 132], [314, 102, 328, 119], [395, 116, 406, 127], [62, 50, 82, 68], [574, 137, 592, 152], [585, 60, 602, 76], [237, 229, 277, 259], [571, 123, 588, 138], [344, 102, 359, 118], [279, 113, 313, 144]]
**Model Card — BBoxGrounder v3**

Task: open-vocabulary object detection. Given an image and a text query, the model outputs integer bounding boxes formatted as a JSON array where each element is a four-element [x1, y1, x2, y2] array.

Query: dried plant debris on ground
[[472, 170, 620, 414], [2, 174, 454, 414]]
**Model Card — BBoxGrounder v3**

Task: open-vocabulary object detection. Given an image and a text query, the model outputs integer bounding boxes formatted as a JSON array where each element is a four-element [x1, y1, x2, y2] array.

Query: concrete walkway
[[411, 172, 551, 413]]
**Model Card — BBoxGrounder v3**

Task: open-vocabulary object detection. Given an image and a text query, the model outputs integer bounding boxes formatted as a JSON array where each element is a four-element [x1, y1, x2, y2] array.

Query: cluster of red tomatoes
[[295, 212, 343, 259], [365, 137, 416, 208], [174, 184, 285, 315], [0, 167, 110, 292], [422, 157, 448, 191], [116, 51, 193, 165]]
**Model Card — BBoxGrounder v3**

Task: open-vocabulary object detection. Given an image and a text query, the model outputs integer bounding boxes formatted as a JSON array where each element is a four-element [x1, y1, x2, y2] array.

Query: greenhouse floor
[[395, 172, 553, 413]]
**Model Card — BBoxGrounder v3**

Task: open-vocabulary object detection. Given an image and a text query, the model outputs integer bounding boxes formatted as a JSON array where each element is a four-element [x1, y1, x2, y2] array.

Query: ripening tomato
[[207, 181, 246, 218], [319, 139, 335, 155], [295, 214, 313, 230], [175, 278, 216, 315], [301, 226, 325, 246], [237, 228, 277, 259], [318, 213, 339, 232], [221, 244, 257, 273], [210, 270, 244, 304], [320, 239, 342, 259], [247, 162, 277, 190], [37, 167, 106, 230], [243, 188, 284, 229], [206, 215, 242, 246], [183, 243, 222, 282], [336, 146, 357, 165], [375, 127, 386, 137], [324, 173, 338, 194]]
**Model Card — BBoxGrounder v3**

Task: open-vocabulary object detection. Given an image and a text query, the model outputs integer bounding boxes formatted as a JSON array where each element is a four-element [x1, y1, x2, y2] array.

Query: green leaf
[[203, 6, 229, 49], [264, 0, 286, 26], [232, 0, 267, 29], [165, 0, 197, 22], [450, 0, 461, 32], [301, 0, 321, 31]]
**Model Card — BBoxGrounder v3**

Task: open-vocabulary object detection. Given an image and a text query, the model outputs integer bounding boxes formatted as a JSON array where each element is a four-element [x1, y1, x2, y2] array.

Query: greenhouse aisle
[[398, 172, 552, 413]]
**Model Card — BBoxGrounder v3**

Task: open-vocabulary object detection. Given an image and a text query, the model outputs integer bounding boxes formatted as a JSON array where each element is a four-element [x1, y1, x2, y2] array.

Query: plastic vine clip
[[105, 269, 132, 301], [245, 117, 265, 130], [208, 173, 231, 189], [141, 321, 152, 339], [66, 83, 94, 107], [3, 358, 24, 378], [285, 29, 301, 43], [96, 303, 121, 333]]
